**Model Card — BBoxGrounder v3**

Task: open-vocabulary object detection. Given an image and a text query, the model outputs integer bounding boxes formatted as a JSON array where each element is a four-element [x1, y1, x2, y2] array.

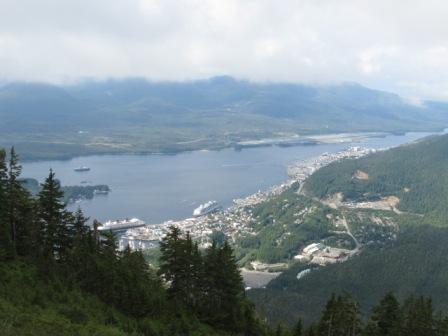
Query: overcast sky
[[1, 0, 448, 100]]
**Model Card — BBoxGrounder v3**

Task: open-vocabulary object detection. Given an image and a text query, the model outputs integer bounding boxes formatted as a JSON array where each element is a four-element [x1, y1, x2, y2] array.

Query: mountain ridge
[[1, 77, 448, 160]]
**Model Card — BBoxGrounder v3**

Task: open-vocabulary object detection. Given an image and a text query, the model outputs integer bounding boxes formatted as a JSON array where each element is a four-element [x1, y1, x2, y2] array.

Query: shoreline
[[119, 146, 378, 251], [121, 129, 436, 248], [15, 129, 442, 163]]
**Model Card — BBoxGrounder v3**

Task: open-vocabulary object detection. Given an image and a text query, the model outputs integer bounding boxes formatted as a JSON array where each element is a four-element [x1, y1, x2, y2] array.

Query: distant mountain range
[[1, 76, 448, 159]]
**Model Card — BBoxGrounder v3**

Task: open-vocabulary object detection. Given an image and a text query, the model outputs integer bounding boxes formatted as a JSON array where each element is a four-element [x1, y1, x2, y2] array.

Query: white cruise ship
[[98, 218, 146, 232], [193, 201, 221, 217]]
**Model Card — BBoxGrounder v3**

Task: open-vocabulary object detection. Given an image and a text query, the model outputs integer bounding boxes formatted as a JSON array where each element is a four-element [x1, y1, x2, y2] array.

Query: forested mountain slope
[[249, 225, 448, 326], [248, 133, 448, 326], [304, 133, 448, 221], [1, 77, 448, 160]]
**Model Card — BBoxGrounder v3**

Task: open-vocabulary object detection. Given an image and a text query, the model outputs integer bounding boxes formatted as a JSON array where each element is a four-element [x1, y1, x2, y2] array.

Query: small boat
[[74, 166, 90, 172]]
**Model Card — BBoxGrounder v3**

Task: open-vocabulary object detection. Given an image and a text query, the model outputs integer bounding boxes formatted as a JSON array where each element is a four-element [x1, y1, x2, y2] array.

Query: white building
[[302, 242, 325, 256]]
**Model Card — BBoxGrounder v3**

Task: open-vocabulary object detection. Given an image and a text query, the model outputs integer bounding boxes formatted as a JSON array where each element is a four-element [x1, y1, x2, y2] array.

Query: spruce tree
[[6, 147, 23, 258], [2, 147, 37, 259], [189, 240, 203, 309], [69, 208, 91, 275], [119, 246, 163, 317], [72, 208, 90, 245], [101, 230, 118, 257], [318, 293, 337, 336], [275, 324, 286, 336], [214, 240, 246, 331], [158, 226, 184, 301], [307, 326, 316, 336], [179, 232, 203, 308], [317, 294, 361, 336], [95, 230, 119, 304], [158, 227, 204, 308], [434, 313, 448, 336], [14, 189, 37, 257], [38, 169, 71, 259], [293, 319, 303, 336], [0, 149, 10, 259], [402, 296, 435, 336], [368, 292, 402, 336], [202, 241, 220, 311]]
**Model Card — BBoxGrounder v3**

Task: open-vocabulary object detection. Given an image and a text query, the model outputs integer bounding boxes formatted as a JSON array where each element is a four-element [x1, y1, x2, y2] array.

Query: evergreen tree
[[318, 293, 338, 336], [92, 219, 101, 251], [366, 292, 401, 336], [189, 240, 203, 309], [306, 326, 316, 336], [0, 148, 275, 335], [93, 230, 119, 305], [68, 208, 91, 278], [14, 189, 37, 257], [434, 313, 448, 336], [119, 246, 163, 317], [0, 149, 10, 259], [100, 230, 118, 258], [159, 227, 204, 308], [177, 233, 203, 308], [5, 147, 23, 258], [2, 147, 37, 259], [158, 226, 185, 301], [275, 324, 286, 336], [201, 240, 220, 313], [317, 294, 361, 336], [37, 169, 71, 259], [293, 319, 303, 336], [402, 296, 435, 336], [212, 240, 246, 331], [72, 207, 90, 243]]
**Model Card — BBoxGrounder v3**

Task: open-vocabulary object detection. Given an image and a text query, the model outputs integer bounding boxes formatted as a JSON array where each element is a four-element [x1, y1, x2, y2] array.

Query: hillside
[[0, 148, 271, 336], [304, 133, 448, 222], [1, 77, 448, 160], [1, 261, 163, 336], [245, 133, 448, 326], [248, 225, 448, 326]]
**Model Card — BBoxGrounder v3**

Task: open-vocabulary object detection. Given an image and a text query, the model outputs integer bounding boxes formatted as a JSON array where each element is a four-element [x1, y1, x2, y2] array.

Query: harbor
[[21, 131, 434, 224], [118, 146, 377, 251]]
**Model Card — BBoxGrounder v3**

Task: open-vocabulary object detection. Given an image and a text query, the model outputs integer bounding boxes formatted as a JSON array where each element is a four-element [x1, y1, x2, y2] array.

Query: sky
[[1, 0, 448, 100]]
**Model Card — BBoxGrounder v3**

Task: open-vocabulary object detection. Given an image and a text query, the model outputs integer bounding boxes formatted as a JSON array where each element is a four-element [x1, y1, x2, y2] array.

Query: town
[[119, 146, 377, 256]]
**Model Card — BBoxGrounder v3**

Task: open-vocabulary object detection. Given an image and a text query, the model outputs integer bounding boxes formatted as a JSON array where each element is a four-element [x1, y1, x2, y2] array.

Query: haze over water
[[21, 132, 439, 224]]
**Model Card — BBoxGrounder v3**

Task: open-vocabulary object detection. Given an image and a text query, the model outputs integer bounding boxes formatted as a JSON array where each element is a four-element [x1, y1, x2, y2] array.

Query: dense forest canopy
[[249, 224, 448, 327]]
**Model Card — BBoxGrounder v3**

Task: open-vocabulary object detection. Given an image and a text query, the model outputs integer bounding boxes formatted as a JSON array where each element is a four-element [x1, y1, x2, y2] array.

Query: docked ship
[[98, 218, 146, 232], [193, 201, 221, 217], [74, 166, 90, 172]]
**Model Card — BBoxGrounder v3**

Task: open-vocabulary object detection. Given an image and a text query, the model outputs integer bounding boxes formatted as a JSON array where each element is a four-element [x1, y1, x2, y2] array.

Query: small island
[[20, 178, 110, 203]]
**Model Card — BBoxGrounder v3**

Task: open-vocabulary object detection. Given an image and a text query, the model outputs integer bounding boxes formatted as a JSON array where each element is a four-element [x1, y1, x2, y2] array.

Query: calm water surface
[[21, 132, 439, 223]]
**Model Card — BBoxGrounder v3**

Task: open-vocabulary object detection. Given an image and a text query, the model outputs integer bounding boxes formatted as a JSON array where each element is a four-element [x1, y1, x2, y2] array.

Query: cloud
[[0, 0, 448, 99]]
